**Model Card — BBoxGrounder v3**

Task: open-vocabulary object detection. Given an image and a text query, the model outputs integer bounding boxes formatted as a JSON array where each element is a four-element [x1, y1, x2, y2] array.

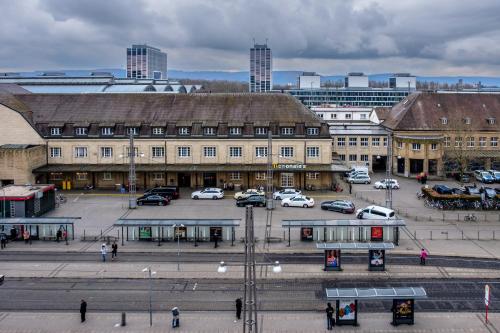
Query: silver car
[[348, 174, 371, 184]]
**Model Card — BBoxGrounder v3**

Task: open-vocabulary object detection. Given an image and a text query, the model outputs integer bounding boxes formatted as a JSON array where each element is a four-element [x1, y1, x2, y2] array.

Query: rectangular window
[[127, 127, 139, 136], [349, 154, 357, 162], [306, 147, 320, 157], [50, 127, 61, 136], [152, 127, 164, 135], [360, 137, 369, 147], [76, 172, 88, 181], [491, 137, 498, 147], [412, 143, 421, 151], [455, 137, 463, 147], [101, 127, 113, 136], [255, 147, 268, 158], [444, 137, 451, 147], [372, 138, 380, 146], [441, 117, 448, 125], [100, 147, 113, 158], [464, 117, 471, 125], [280, 146, 294, 157], [75, 127, 87, 136], [229, 172, 241, 180], [431, 143, 438, 150], [479, 137, 487, 147], [152, 172, 164, 180], [397, 141, 403, 149], [280, 173, 294, 187], [102, 172, 112, 181], [255, 172, 266, 180], [281, 127, 294, 135], [74, 147, 87, 158], [337, 137, 346, 146], [203, 146, 217, 157], [331, 114, 337, 119], [204, 127, 216, 136], [349, 137, 357, 146], [318, 113, 324, 119], [345, 114, 352, 119], [306, 172, 320, 179], [50, 173, 63, 180], [466, 137, 475, 147], [178, 127, 190, 135], [383, 137, 388, 147], [487, 118, 496, 125], [229, 147, 242, 157], [229, 127, 241, 136], [50, 147, 61, 158], [360, 114, 367, 120], [152, 146, 165, 158], [338, 154, 346, 161], [306, 128, 319, 136], [125, 147, 139, 157], [255, 127, 268, 135], [360, 154, 369, 162], [178, 146, 191, 157]]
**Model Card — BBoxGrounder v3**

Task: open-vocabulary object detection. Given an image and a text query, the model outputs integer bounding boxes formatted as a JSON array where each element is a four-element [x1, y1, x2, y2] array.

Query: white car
[[234, 189, 265, 200], [374, 179, 400, 189], [281, 195, 314, 208], [272, 188, 302, 200], [191, 188, 224, 200]]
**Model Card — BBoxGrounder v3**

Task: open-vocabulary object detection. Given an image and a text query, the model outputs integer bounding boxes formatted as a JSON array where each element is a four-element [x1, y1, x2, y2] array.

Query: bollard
[[0, 274, 4, 285], [494, 231, 496, 240], [121, 312, 126, 326], [442, 213, 445, 222], [83, 229, 86, 241], [414, 231, 417, 240], [430, 230, 433, 240], [462, 230, 464, 240], [478, 231, 480, 240]]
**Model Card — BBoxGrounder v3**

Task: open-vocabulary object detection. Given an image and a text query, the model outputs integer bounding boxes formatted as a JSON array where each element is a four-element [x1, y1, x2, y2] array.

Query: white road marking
[[192, 282, 198, 291]]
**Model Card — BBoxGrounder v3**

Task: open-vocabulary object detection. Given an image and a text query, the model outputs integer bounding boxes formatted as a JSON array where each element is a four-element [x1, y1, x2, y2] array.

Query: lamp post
[[142, 267, 156, 326], [173, 224, 184, 271], [1, 186, 5, 219], [217, 206, 282, 333]]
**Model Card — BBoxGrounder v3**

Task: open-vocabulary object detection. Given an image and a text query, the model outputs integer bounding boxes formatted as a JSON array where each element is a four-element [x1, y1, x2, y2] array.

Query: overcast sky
[[1, 0, 500, 75]]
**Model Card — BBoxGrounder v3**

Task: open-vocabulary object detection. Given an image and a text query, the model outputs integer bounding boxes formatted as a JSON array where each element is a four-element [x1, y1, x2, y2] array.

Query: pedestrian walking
[[10, 227, 17, 241], [420, 248, 428, 265], [213, 231, 219, 249], [56, 229, 62, 243], [100, 243, 108, 262], [235, 298, 242, 321], [80, 299, 87, 323], [23, 230, 30, 244], [325, 302, 335, 330], [0, 232, 7, 249], [171, 306, 180, 328], [349, 182, 352, 194], [111, 242, 118, 261]]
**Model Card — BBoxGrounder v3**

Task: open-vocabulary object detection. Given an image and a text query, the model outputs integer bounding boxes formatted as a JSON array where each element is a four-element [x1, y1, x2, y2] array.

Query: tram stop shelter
[[326, 287, 427, 326], [317, 242, 394, 271], [282, 219, 405, 246], [114, 219, 240, 246], [0, 217, 78, 242]]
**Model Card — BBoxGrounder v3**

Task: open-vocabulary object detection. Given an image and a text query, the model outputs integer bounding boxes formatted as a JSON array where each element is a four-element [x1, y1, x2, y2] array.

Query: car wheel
[[284, 203, 289, 207], [237, 196, 242, 200], [138, 201, 143, 206], [365, 181, 369, 184], [212, 196, 218, 200], [193, 195, 199, 200], [159, 202, 164, 206], [341, 209, 345, 214], [276, 196, 281, 200], [303, 204, 308, 208]]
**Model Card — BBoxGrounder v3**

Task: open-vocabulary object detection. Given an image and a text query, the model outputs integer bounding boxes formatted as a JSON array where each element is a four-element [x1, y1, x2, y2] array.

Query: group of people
[[100, 242, 118, 262]]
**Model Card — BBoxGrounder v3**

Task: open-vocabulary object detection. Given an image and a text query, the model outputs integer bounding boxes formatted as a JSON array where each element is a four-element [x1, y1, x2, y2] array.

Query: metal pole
[[244, 205, 258, 333], [148, 268, 152, 327], [177, 229, 180, 272], [385, 133, 393, 209], [128, 132, 137, 209]]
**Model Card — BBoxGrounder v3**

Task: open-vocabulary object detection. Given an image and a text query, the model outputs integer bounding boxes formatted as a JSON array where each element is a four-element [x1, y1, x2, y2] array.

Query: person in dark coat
[[10, 227, 17, 241], [326, 302, 335, 330], [171, 307, 180, 328], [80, 299, 87, 323], [349, 182, 352, 194], [235, 298, 242, 320], [111, 242, 118, 261], [0, 232, 7, 249], [213, 231, 219, 249], [56, 229, 62, 243]]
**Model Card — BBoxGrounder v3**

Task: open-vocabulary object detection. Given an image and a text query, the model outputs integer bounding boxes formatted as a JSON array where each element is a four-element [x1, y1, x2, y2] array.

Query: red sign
[[371, 227, 383, 241]]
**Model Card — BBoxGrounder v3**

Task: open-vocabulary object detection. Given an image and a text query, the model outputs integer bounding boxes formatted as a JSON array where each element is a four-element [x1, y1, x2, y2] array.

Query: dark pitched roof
[[373, 107, 391, 121], [0, 83, 31, 94], [10, 93, 324, 126], [383, 92, 500, 131]]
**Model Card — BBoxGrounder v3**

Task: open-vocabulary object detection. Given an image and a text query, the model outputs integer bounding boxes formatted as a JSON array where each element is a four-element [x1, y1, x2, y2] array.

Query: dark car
[[144, 186, 180, 199], [320, 200, 355, 213], [236, 195, 266, 207], [451, 188, 464, 195], [137, 194, 170, 206], [464, 186, 480, 196], [432, 185, 453, 195]]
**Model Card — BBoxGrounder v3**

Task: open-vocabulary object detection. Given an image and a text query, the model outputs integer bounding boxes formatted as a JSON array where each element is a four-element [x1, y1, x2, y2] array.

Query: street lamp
[[173, 224, 184, 271], [142, 267, 156, 326]]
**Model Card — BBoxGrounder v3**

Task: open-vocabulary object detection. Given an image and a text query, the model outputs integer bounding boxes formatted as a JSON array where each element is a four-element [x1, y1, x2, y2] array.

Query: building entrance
[[372, 155, 387, 172], [178, 173, 191, 187], [203, 172, 217, 187]]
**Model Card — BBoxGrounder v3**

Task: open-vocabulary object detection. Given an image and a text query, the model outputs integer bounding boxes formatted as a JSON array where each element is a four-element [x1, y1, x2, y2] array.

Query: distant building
[[389, 73, 416, 89], [345, 72, 369, 88], [297, 72, 321, 89], [126, 44, 167, 79], [249, 43, 272, 92]]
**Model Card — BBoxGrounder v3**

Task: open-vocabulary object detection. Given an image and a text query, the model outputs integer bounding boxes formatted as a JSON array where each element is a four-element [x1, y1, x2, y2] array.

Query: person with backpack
[[326, 302, 335, 330], [171, 307, 180, 328]]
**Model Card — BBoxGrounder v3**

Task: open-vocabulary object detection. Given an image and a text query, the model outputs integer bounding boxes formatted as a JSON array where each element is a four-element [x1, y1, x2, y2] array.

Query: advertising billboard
[[370, 226, 383, 242], [325, 249, 341, 271]]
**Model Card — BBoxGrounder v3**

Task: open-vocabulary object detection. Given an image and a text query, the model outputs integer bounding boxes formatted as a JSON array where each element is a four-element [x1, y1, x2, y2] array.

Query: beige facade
[[0, 104, 45, 146], [333, 135, 389, 172], [0, 145, 47, 185]]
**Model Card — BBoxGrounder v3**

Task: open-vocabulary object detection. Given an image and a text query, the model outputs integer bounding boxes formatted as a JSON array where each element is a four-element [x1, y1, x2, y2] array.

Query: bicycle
[[464, 214, 477, 222]]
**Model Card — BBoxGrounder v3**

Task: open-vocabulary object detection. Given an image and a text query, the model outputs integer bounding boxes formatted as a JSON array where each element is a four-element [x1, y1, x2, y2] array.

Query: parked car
[[487, 170, 500, 183], [458, 173, 471, 183], [191, 188, 224, 200], [272, 188, 301, 200], [474, 170, 494, 184], [137, 194, 170, 206], [347, 174, 371, 184], [344, 166, 369, 177], [374, 179, 400, 189], [281, 195, 314, 208], [356, 205, 395, 220], [144, 186, 180, 199], [320, 200, 355, 213], [236, 195, 266, 207], [481, 187, 497, 199], [234, 189, 265, 200], [451, 187, 465, 195], [464, 186, 481, 196], [432, 184, 453, 195]]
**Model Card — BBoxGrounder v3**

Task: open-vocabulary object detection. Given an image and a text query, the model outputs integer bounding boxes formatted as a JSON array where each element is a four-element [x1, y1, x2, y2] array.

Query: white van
[[356, 205, 396, 220], [350, 166, 369, 174]]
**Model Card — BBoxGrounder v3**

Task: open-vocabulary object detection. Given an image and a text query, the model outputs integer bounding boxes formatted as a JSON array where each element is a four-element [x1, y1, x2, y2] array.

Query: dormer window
[[50, 127, 61, 136], [306, 128, 319, 136], [101, 127, 114, 136], [152, 127, 165, 135], [178, 127, 190, 136], [487, 118, 496, 125], [255, 127, 268, 136], [75, 127, 88, 136], [281, 127, 294, 135], [203, 127, 216, 136], [441, 117, 448, 125], [127, 127, 139, 136], [229, 127, 242, 136], [464, 117, 471, 125]]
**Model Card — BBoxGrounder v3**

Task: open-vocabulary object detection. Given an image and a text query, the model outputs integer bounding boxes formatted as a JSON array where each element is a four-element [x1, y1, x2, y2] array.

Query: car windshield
[[468, 187, 480, 194]]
